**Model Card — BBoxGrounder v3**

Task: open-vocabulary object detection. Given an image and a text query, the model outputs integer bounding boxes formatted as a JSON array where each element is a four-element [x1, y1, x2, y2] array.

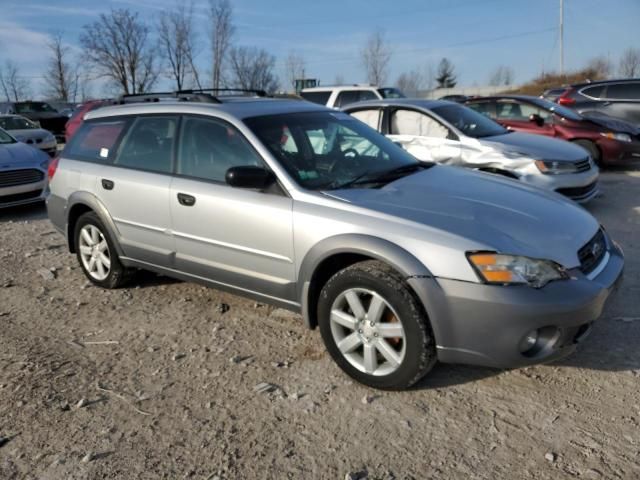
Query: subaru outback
[[47, 92, 623, 390]]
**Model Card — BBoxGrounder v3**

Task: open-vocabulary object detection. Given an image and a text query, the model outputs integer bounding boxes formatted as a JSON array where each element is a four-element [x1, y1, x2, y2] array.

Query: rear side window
[[390, 109, 448, 138], [300, 91, 331, 105], [113, 116, 177, 174], [605, 83, 640, 100], [64, 120, 128, 162], [177, 116, 262, 183], [350, 108, 382, 130]]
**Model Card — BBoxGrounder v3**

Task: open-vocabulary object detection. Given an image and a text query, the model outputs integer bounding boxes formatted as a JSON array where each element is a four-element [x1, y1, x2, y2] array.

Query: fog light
[[519, 330, 539, 353]]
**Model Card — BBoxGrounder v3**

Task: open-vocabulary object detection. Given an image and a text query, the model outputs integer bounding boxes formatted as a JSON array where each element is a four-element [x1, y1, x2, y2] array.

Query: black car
[[553, 79, 640, 127], [0, 101, 69, 141]]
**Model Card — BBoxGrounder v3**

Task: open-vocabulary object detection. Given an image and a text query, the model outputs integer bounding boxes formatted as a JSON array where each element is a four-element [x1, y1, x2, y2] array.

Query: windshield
[[378, 88, 406, 99], [15, 102, 57, 114], [0, 128, 16, 144], [431, 104, 508, 138], [528, 97, 583, 121], [244, 111, 423, 190], [0, 116, 38, 130]]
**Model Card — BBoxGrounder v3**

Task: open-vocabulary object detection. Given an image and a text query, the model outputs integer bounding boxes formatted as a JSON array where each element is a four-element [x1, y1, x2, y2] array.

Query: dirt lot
[[1, 171, 639, 480]]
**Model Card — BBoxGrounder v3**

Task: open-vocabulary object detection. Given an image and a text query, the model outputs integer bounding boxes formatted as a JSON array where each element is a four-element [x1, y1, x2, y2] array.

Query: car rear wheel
[[318, 260, 437, 390], [572, 139, 601, 165], [75, 212, 129, 289]]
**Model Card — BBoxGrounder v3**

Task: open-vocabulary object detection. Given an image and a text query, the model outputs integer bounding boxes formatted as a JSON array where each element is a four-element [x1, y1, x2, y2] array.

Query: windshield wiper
[[328, 163, 431, 190]]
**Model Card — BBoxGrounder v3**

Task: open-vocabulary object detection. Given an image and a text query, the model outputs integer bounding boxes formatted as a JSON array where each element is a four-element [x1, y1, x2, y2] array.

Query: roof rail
[[116, 91, 221, 104], [177, 88, 268, 97]]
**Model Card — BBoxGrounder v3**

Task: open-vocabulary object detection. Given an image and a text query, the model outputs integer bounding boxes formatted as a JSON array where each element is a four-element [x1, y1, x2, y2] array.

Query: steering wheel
[[329, 148, 363, 174]]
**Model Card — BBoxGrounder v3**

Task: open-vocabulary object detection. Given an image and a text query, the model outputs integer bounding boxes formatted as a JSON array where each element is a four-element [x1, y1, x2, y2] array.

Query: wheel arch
[[66, 192, 123, 256], [298, 234, 433, 330]]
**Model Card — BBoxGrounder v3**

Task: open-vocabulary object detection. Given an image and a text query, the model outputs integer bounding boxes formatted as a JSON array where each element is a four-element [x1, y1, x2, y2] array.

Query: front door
[[495, 100, 556, 137], [169, 115, 296, 304]]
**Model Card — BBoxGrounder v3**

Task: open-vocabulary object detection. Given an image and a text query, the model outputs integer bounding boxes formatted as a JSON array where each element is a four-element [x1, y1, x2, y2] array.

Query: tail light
[[47, 156, 60, 181], [557, 88, 576, 106]]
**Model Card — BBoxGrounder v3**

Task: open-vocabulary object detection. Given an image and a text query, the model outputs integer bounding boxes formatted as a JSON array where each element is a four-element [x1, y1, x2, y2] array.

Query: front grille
[[0, 169, 45, 188], [556, 181, 598, 199], [0, 189, 42, 204], [574, 158, 592, 173], [578, 229, 607, 274]]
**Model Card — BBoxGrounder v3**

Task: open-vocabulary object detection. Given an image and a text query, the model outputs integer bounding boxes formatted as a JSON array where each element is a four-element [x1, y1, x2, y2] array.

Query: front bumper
[[408, 242, 624, 369], [597, 137, 640, 166], [0, 180, 47, 208], [518, 163, 600, 203]]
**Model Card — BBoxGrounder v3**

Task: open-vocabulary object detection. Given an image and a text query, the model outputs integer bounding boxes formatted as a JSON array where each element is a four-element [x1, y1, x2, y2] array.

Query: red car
[[465, 95, 640, 166], [65, 100, 111, 143]]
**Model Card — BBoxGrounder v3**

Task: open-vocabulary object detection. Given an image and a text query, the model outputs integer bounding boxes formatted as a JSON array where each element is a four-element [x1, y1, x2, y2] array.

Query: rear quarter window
[[64, 119, 128, 163], [604, 83, 640, 100], [580, 85, 604, 99]]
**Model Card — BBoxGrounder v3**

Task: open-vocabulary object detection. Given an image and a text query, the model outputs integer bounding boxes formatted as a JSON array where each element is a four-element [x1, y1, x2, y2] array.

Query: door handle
[[101, 179, 114, 190], [177, 193, 196, 206]]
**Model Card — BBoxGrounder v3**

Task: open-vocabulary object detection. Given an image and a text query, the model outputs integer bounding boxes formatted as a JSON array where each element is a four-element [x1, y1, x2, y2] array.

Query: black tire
[[74, 211, 130, 289], [318, 260, 437, 390], [572, 139, 602, 166]]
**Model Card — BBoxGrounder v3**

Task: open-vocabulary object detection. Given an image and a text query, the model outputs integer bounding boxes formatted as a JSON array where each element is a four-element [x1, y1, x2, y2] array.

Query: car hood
[[580, 111, 640, 135], [480, 132, 587, 162], [325, 166, 598, 269], [8, 128, 53, 140], [0, 142, 48, 168]]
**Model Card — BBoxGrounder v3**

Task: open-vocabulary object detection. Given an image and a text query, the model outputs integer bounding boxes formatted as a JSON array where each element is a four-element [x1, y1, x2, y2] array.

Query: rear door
[[96, 115, 178, 267], [386, 108, 461, 162], [169, 115, 296, 303]]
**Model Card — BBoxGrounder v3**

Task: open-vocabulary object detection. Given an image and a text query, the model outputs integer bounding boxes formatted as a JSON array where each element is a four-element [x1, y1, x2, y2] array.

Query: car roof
[[465, 94, 542, 102], [342, 98, 453, 111], [570, 78, 640, 88], [301, 85, 380, 92], [86, 98, 329, 121]]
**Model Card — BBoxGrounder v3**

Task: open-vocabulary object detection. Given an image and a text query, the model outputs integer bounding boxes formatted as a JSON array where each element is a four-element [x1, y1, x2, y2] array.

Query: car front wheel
[[318, 260, 437, 390]]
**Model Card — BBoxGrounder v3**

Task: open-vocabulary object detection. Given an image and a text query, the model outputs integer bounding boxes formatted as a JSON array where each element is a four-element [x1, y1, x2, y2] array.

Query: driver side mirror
[[529, 113, 544, 127], [225, 166, 275, 189]]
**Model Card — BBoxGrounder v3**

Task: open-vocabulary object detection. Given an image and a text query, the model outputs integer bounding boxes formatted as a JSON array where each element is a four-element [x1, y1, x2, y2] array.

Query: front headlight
[[600, 132, 631, 143], [534, 160, 578, 174], [467, 253, 568, 288]]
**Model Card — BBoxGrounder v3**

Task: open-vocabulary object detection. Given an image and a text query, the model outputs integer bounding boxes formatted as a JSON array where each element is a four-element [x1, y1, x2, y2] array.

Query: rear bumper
[[408, 243, 624, 369]]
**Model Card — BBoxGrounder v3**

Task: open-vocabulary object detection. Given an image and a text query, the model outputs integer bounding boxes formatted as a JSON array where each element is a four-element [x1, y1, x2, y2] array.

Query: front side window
[[245, 111, 422, 190], [177, 116, 263, 182], [390, 109, 449, 138], [349, 108, 382, 131], [378, 88, 406, 99], [65, 119, 127, 162]]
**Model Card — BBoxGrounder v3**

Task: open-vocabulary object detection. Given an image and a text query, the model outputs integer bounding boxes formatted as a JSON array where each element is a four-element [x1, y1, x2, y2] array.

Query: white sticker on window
[[99, 148, 109, 158]]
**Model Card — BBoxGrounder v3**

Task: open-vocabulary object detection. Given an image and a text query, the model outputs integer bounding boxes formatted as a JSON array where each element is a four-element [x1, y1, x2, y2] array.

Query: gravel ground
[[1, 171, 639, 480]]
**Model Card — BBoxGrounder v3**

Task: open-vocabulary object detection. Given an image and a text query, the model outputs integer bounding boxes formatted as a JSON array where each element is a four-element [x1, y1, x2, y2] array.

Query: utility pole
[[559, 0, 564, 75]]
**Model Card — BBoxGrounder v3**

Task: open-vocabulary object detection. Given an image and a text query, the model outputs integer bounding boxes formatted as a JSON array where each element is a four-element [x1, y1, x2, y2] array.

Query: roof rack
[[117, 91, 222, 104], [177, 88, 268, 97]]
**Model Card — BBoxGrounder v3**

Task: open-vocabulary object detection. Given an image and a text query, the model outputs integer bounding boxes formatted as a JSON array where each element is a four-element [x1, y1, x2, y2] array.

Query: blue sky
[[1, 0, 639, 96]]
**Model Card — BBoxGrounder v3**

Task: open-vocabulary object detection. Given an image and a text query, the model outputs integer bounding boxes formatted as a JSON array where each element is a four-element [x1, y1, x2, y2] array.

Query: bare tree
[[619, 47, 640, 78], [158, 2, 202, 91], [80, 9, 158, 95], [585, 56, 613, 80], [209, 0, 234, 90], [42, 32, 78, 102], [435, 58, 457, 88], [228, 46, 279, 92], [361, 28, 391, 85], [395, 69, 423, 97], [488, 65, 514, 86], [0, 61, 31, 101], [285, 51, 306, 91]]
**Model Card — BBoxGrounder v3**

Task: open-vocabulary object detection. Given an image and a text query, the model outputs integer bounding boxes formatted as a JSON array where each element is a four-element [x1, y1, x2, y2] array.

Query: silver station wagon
[[47, 92, 623, 390]]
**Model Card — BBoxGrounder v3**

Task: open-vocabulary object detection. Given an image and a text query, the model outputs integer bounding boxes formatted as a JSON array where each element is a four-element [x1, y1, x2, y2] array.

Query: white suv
[[300, 85, 404, 109]]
